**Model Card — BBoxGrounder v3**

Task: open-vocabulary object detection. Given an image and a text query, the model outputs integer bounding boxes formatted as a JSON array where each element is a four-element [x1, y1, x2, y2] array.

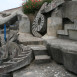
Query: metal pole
[[4, 24, 6, 41]]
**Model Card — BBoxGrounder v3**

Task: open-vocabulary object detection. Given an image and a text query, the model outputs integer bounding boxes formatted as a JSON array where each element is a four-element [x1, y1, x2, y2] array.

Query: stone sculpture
[[41, 0, 77, 40], [32, 2, 47, 37], [0, 8, 30, 33]]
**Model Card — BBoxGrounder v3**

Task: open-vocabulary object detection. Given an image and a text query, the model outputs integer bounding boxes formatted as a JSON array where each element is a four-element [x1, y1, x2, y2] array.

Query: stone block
[[19, 16, 30, 33], [47, 17, 62, 37], [69, 30, 77, 40], [34, 55, 51, 64], [62, 1, 77, 21], [50, 46, 63, 64], [62, 45, 77, 74], [28, 45, 48, 55]]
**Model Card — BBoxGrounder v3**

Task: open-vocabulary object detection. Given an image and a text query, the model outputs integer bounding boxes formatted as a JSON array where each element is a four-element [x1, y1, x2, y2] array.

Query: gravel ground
[[13, 61, 77, 77]]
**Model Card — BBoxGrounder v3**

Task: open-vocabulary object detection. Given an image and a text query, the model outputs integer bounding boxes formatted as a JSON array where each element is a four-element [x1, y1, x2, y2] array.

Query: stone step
[[57, 24, 77, 36], [64, 24, 77, 30], [28, 45, 48, 55], [34, 55, 51, 64], [57, 30, 68, 35], [18, 33, 44, 45], [57, 24, 77, 40]]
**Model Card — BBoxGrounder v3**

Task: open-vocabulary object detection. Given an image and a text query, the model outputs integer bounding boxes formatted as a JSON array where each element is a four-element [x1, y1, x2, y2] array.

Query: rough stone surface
[[41, 1, 77, 40], [18, 33, 44, 45], [19, 15, 30, 33], [62, 45, 77, 74], [48, 44, 63, 64], [34, 55, 51, 64], [7, 30, 18, 42], [69, 30, 77, 40], [0, 73, 13, 77], [41, 0, 64, 13], [28, 45, 48, 55], [13, 61, 77, 77], [57, 24, 77, 40], [0, 8, 30, 34], [32, 2, 47, 37], [0, 45, 8, 62], [45, 38, 77, 74], [6, 42, 21, 59], [10, 21, 19, 30], [57, 1, 77, 40], [47, 17, 62, 37], [0, 11, 17, 25], [62, 1, 77, 22], [0, 45, 34, 74]]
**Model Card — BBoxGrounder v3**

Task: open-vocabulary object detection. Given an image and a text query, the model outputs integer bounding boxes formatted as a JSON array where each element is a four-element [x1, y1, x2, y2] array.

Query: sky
[[0, 0, 24, 12]]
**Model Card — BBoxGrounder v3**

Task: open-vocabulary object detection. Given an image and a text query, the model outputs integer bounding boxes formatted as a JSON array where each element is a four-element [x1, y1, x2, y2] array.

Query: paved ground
[[13, 61, 77, 77]]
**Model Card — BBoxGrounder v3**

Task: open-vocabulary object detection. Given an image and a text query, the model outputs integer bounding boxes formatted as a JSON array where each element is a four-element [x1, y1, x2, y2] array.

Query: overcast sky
[[0, 0, 23, 12]]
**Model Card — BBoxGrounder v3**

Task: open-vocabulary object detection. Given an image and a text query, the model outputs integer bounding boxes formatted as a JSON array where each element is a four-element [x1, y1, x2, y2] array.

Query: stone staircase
[[57, 24, 77, 40], [28, 45, 51, 64], [18, 33, 51, 64]]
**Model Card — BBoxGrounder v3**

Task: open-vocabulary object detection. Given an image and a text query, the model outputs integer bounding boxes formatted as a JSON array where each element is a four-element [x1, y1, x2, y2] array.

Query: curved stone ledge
[[46, 39, 77, 74], [0, 47, 34, 74]]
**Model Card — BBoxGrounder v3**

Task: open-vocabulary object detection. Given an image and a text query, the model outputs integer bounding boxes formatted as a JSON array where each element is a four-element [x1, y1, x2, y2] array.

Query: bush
[[22, 0, 52, 14]]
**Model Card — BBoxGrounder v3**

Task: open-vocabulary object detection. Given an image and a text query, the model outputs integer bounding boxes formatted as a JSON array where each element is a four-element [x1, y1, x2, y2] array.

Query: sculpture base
[[0, 73, 13, 77]]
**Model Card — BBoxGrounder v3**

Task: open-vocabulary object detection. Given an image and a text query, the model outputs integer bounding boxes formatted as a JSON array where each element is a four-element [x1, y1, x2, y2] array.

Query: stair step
[[28, 45, 46, 50], [35, 55, 51, 64], [28, 45, 48, 55], [18, 33, 44, 45], [64, 24, 77, 30], [57, 30, 68, 35], [57, 24, 77, 36]]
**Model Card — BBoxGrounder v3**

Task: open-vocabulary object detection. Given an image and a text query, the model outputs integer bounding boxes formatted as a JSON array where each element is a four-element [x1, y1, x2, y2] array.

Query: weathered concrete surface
[[62, 45, 77, 74], [0, 34, 8, 46], [0, 73, 13, 77], [69, 30, 77, 40], [45, 38, 77, 74], [0, 11, 17, 25], [19, 14, 30, 33], [41, 0, 64, 14], [6, 42, 21, 59], [18, 32, 44, 45], [28, 45, 51, 64], [28, 45, 48, 55], [13, 61, 76, 77], [34, 55, 51, 64], [57, 1, 77, 40], [7, 30, 18, 42], [47, 17, 62, 37], [0, 45, 34, 74], [62, 1, 77, 22], [57, 23, 77, 40], [0, 8, 30, 34], [0, 45, 8, 62], [46, 39, 64, 64], [10, 21, 19, 30]]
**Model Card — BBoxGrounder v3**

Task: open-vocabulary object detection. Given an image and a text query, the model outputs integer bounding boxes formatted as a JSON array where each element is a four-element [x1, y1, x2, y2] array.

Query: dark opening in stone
[[62, 18, 74, 29]]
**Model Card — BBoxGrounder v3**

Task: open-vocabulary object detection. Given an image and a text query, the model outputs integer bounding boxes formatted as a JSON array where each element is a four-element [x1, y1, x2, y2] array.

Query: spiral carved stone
[[32, 3, 47, 37]]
